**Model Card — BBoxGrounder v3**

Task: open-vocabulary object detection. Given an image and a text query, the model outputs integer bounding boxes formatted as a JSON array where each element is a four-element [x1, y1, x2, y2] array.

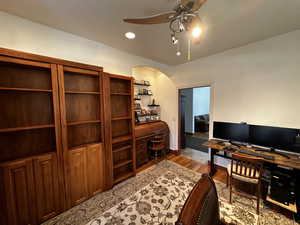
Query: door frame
[[177, 84, 214, 155]]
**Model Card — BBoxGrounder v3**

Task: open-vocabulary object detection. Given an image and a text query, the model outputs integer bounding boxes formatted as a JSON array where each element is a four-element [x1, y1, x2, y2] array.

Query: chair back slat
[[231, 153, 263, 180]]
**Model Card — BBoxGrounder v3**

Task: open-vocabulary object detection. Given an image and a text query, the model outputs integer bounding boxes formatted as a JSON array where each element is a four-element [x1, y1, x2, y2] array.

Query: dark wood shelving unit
[[0, 48, 108, 225], [111, 116, 132, 121], [0, 124, 55, 133], [111, 92, 131, 95], [0, 87, 53, 92], [0, 56, 63, 225], [67, 120, 101, 126], [113, 159, 133, 169], [65, 90, 101, 95], [58, 65, 105, 208], [105, 74, 136, 185], [112, 135, 133, 144], [113, 171, 134, 184]]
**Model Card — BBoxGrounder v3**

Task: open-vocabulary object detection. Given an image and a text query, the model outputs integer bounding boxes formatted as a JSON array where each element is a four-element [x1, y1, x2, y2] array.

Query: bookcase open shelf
[[60, 66, 103, 150], [108, 74, 136, 184], [0, 58, 59, 164]]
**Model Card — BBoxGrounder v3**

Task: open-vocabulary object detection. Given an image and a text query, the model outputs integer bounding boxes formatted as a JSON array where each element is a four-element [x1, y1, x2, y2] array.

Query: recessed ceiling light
[[176, 51, 181, 56], [125, 32, 136, 39]]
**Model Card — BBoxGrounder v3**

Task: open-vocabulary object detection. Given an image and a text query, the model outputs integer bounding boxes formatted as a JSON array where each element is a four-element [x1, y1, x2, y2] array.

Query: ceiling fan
[[123, 0, 207, 58]]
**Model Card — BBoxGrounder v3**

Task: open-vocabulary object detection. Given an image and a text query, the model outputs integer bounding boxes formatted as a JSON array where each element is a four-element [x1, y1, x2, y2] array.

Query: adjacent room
[[179, 86, 211, 163], [0, 0, 299, 225]]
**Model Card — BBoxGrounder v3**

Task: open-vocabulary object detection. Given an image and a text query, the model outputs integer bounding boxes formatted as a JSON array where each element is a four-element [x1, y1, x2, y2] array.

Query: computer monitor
[[213, 121, 249, 143], [249, 125, 300, 153]]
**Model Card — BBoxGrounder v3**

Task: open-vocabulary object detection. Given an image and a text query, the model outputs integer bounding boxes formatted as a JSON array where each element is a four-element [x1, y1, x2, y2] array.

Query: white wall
[[0, 11, 169, 76], [193, 87, 210, 117], [168, 30, 300, 165]]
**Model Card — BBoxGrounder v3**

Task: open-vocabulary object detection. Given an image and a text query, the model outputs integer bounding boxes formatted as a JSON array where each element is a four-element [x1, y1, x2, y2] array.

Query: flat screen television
[[213, 121, 249, 143], [249, 125, 300, 154]]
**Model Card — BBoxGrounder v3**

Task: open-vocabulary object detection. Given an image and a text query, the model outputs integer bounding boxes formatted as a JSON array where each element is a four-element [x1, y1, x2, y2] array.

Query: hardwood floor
[[137, 153, 227, 184]]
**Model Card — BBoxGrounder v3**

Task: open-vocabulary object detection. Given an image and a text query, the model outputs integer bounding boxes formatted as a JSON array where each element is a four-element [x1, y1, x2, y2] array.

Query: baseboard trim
[[170, 149, 180, 155]]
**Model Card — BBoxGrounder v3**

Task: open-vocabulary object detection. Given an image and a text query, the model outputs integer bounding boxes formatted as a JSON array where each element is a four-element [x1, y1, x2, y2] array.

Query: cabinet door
[[68, 147, 88, 206], [136, 139, 149, 168], [33, 153, 60, 223], [86, 143, 104, 195], [2, 159, 36, 225]]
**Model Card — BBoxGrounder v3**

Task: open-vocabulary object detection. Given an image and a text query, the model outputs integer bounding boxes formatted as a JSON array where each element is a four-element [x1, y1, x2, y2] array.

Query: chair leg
[[229, 177, 232, 204], [226, 171, 229, 188], [256, 183, 261, 215]]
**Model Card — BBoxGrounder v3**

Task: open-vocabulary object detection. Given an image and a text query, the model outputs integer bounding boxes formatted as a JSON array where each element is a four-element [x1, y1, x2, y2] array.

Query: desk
[[203, 139, 300, 176], [135, 121, 169, 168], [204, 139, 300, 213]]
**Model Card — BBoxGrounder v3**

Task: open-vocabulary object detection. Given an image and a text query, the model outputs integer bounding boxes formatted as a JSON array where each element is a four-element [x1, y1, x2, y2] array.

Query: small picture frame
[[144, 80, 150, 86]]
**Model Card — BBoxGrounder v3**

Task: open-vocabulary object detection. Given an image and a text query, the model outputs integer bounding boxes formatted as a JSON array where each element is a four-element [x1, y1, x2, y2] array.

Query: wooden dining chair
[[227, 153, 263, 214]]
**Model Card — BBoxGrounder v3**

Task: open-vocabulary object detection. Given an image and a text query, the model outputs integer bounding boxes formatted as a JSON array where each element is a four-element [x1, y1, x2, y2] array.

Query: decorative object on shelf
[[134, 95, 141, 100], [134, 103, 141, 111], [133, 79, 160, 124], [134, 79, 151, 86]]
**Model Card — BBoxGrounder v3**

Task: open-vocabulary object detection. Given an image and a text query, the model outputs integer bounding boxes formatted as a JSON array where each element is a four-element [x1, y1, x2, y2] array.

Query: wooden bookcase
[[58, 65, 105, 207], [0, 56, 63, 225], [0, 48, 138, 224], [103, 73, 136, 186]]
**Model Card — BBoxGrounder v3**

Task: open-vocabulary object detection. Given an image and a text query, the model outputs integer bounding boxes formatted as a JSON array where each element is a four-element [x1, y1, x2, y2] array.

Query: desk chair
[[149, 135, 165, 162], [176, 174, 225, 225], [227, 153, 263, 214]]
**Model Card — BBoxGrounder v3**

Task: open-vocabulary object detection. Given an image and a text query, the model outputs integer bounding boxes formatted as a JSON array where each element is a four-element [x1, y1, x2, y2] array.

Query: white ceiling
[[1, 0, 300, 65]]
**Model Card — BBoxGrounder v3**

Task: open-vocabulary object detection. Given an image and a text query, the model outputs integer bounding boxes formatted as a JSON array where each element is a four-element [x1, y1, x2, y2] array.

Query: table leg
[[209, 148, 217, 177]]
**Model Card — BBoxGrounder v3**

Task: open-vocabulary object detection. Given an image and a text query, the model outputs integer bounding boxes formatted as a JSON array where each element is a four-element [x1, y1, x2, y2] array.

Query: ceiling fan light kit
[[123, 0, 207, 59]]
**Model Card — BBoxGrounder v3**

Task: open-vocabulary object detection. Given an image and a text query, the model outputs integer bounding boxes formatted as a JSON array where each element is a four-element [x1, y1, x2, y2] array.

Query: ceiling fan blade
[[123, 12, 176, 24], [191, 0, 207, 12]]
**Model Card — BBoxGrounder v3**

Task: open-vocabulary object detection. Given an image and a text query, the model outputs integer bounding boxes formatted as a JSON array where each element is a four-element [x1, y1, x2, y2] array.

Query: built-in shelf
[[112, 135, 133, 144], [67, 120, 101, 126], [135, 120, 161, 126], [113, 160, 133, 169], [0, 124, 55, 133], [111, 116, 132, 121], [134, 98, 141, 101], [134, 83, 151, 87], [138, 93, 152, 96], [111, 92, 131, 95], [68, 141, 101, 151], [266, 195, 297, 213], [0, 87, 52, 93], [114, 171, 134, 184], [148, 104, 160, 107], [137, 114, 158, 117], [65, 91, 101, 95], [113, 145, 132, 154]]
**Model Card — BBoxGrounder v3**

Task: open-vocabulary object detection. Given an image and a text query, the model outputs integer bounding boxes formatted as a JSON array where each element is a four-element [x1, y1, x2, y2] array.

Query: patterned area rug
[[43, 160, 296, 225]]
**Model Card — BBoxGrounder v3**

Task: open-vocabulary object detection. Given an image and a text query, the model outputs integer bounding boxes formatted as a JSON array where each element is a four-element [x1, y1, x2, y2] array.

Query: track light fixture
[[171, 34, 178, 45]]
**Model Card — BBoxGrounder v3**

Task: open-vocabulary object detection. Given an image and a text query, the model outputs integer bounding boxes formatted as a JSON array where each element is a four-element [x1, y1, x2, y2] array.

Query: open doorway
[[178, 86, 211, 163]]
